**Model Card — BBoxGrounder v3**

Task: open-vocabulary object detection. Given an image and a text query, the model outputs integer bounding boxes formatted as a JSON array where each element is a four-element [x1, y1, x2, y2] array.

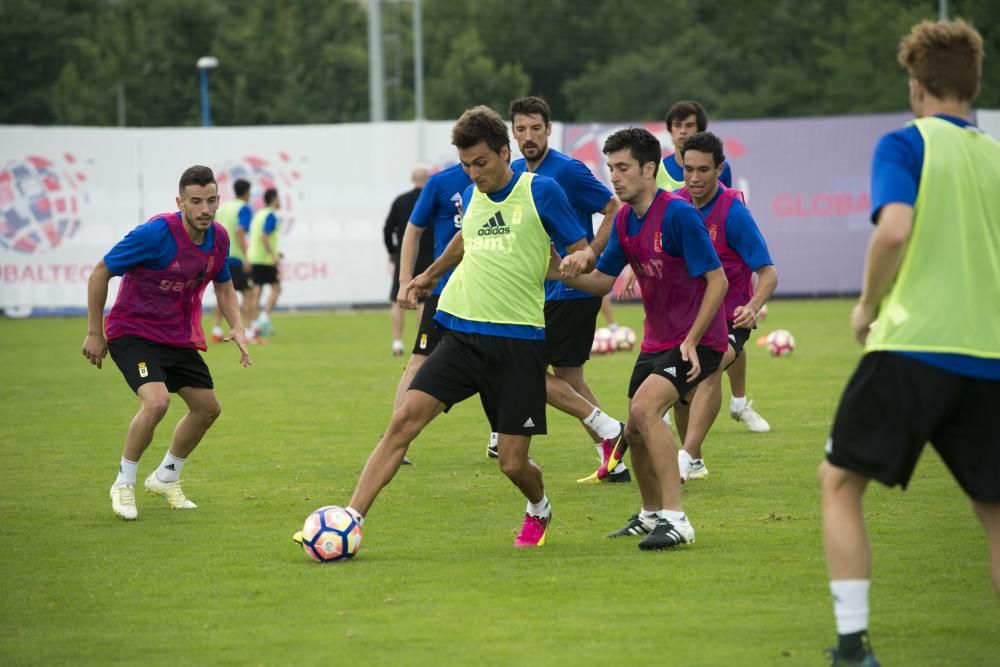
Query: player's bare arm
[[214, 280, 252, 367], [404, 229, 464, 300], [558, 238, 596, 277], [854, 203, 914, 343], [396, 222, 426, 309], [681, 267, 728, 380], [589, 197, 620, 258], [733, 264, 778, 329], [82, 260, 112, 369]]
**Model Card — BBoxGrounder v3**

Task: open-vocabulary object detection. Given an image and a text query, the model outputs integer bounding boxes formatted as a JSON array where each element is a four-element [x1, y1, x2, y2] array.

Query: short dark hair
[[263, 188, 279, 206], [179, 165, 216, 194], [451, 105, 510, 154], [665, 101, 708, 133], [509, 96, 551, 126], [681, 132, 726, 167], [233, 179, 251, 198], [602, 127, 661, 177]]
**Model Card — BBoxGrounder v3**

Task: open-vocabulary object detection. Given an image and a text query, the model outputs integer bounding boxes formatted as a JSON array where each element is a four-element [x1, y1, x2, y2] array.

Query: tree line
[[2, 0, 997, 127]]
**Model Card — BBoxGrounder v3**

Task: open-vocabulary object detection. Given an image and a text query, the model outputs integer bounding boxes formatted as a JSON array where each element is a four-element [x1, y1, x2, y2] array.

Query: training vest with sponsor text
[[676, 184, 751, 323], [105, 212, 229, 351], [247, 207, 278, 265], [616, 190, 729, 354], [438, 172, 550, 328], [215, 199, 248, 263]]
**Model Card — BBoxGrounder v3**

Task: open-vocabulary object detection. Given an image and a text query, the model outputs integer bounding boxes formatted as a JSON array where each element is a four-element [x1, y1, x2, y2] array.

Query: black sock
[[837, 630, 870, 660]]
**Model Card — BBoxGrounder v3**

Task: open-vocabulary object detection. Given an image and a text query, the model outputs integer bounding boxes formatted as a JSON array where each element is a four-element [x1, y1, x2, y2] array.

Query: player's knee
[[498, 453, 527, 479], [628, 400, 660, 432], [142, 394, 171, 420], [200, 399, 222, 423]]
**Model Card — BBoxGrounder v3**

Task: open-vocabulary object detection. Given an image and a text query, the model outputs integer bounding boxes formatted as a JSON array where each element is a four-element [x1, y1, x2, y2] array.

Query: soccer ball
[[766, 329, 795, 357], [301, 506, 362, 562], [613, 326, 637, 351], [592, 327, 614, 355]]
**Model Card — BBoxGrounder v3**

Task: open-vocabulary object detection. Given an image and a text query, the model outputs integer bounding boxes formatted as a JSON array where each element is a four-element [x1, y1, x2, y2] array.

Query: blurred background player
[[819, 19, 1000, 667], [506, 96, 628, 480], [82, 165, 251, 521], [672, 131, 777, 481], [211, 178, 253, 343], [383, 165, 433, 356], [392, 161, 472, 465], [554, 128, 728, 550], [331, 106, 594, 549], [660, 100, 767, 433], [247, 188, 281, 337]]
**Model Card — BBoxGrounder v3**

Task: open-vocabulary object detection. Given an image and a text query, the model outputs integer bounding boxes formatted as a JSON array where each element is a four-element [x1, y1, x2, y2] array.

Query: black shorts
[[409, 331, 547, 436], [229, 259, 251, 292], [544, 297, 603, 367], [627, 345, 725, 400], [411, 294, 443, 356], [108, 335, 214, 394], [251, 264, 279, 286], [727, 321, 752, 357], [827, 352, 1000, 502]]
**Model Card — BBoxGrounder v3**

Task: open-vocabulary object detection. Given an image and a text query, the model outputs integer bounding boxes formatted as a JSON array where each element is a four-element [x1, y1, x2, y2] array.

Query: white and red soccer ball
[[301, 506, 362, 562], [592, 327, 615, 355], [766, 329, 795, 357], [612, 326, 637, 351]]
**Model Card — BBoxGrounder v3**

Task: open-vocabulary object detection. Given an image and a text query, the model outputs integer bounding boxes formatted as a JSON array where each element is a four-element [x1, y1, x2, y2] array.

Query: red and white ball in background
[[592, 327, 615, 355], [766, 329, 795, 357], [613, 326, 637, 351]]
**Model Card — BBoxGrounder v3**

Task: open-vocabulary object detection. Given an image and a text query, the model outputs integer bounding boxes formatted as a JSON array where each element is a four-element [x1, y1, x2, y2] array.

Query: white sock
[[638, 509, 660, 529], [114, 457, 138, 487], [731, 395, 748, 412], [246, 327, 256, 340], [258, 311, 270, 324], [392, 339, 403, 350], [658, 508, 688, 523], [526, 495, 551, 519], [155, 452, 185, 483], [582, 408, 621, 440], [346, 506, 365, 526], [490, 432, 499, 447], [212, 325, 223, 337], [830, 579, 870, 634]]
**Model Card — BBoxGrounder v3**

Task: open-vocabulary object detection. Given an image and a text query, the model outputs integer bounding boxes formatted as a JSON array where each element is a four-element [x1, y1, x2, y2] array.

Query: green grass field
[[1, 299, 996, 666]]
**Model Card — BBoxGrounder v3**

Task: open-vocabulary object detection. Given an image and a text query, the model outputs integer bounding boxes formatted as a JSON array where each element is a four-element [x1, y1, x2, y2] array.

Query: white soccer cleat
[[110, 484, 138, 520], [686, 458, 709, 480], [730, 399, 771, 433], [144, 472, 197, 509]]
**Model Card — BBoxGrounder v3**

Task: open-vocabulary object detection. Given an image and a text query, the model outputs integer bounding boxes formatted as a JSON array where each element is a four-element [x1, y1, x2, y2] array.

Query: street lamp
[[197, 56, 219, 127]]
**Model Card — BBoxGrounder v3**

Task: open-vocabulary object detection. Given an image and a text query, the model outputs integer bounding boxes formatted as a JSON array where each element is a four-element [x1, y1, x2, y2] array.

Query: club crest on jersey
[[511, 204, 523, 225], [137, 362, 149, 378], [653, 231, 663, 253], [708, 224, 718, 242]]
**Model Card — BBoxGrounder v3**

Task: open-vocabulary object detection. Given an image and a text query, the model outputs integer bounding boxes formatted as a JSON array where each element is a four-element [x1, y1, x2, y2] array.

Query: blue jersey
[[698, 189, 772, 271], [435, 171, 588, 340], [513, 148, 613, 302], [410, 163, 472, 296], [104, 215, 232, 282], [597, 191, 721, 279], [663, 155, 733, 189], [870, 114, 999, 380]]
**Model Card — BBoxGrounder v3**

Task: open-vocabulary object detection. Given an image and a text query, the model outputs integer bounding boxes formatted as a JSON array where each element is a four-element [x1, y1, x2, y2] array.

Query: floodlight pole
[[197, 56, 219, 127]]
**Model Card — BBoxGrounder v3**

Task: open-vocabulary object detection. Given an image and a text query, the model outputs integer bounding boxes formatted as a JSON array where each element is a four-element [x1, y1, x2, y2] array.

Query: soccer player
[[672, 131, 777, 481], [211, 178, 253, 343], [247, 188, 281, 337], [506, 96, 628, 480], [819, 19, 1000, 666], [391, 161, 472, 437], [82, 165, 252, 521], [383, 165, 433, 357], [657, 100, 732, 192], [553, 127, 728, 550], [334, 106, 594, 549], [658, 102, 768, 432]]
